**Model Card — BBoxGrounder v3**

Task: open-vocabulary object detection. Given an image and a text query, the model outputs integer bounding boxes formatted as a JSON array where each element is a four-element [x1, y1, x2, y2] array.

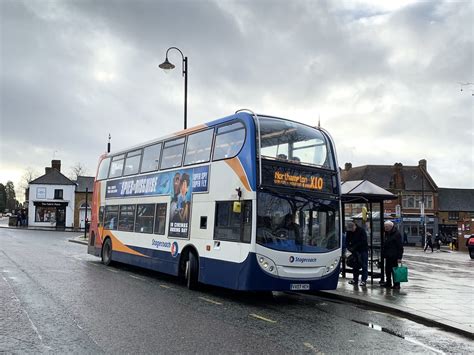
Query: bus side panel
[[111, 249, 180, 277], [200, 253, 340, 291]]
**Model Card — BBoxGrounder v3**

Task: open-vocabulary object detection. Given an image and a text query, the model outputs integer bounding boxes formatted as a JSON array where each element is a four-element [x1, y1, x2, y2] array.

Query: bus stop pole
[[380, 201, 385, 283], [369, 202, 373, 285]]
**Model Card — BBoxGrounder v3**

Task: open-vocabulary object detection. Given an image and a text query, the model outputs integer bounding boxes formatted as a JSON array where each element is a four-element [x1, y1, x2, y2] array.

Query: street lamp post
[[159, 47, 188, 130]]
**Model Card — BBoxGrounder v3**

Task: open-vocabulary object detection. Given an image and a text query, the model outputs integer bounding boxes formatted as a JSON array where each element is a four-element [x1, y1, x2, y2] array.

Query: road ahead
[[1, 227, 472, 353]]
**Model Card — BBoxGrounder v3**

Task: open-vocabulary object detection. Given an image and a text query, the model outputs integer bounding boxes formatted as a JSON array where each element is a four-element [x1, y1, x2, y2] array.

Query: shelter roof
[[341, 180, 397, 203]]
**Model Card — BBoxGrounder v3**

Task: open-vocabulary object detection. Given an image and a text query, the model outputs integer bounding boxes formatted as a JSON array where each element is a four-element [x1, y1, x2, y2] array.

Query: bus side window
[[184, 129, 213, 166], [98, 206, 105, 227], [109, 154, 125, 178], [135, 204, 155, 234], [141, 143, 162, 173], [212, 122, 245, 161], [214, 200, 252, 243], [118, 205, 135, 232], [104, 205, 119, 230], [154, 203, 167, 235], [123, 150, 142, 176], [161, 137, 185, 170], [97, 158, 111, 181]]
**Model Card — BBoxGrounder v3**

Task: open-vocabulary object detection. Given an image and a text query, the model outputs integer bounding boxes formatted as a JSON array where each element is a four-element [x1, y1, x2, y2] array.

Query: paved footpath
[[319, 246, 473, 339]]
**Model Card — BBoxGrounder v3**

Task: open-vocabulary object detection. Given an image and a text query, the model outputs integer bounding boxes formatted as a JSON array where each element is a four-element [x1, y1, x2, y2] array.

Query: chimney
[[418, 159, 427, 171], [51, 160, 61, 172], [392, 162, 405, 190], [45, 167, 52, 174], [344, 162, 352, 171]]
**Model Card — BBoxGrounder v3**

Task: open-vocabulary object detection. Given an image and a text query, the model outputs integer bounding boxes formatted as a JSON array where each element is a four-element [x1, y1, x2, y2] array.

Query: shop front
[[33, 201, 68, 229]]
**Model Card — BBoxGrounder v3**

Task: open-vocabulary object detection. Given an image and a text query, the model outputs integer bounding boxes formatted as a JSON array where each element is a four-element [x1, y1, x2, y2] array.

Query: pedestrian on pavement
[[403, 231, 408, 245], [381, 220, 404, 290], [435, 234, 441, 251], [346, 221, 369, 287], [424, 232, 434, 253]]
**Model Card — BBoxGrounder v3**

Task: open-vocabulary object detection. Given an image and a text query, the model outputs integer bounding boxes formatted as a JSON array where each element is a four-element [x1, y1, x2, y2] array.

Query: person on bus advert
[[172, 173, 190, 223]]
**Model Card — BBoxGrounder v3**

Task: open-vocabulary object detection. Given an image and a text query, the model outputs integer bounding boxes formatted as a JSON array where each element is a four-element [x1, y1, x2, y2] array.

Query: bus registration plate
[[290, 283, 310, 291]]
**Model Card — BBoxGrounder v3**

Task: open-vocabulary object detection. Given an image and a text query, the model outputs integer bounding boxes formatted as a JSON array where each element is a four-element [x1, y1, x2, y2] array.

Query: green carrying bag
[[392, 263, 408, 283]]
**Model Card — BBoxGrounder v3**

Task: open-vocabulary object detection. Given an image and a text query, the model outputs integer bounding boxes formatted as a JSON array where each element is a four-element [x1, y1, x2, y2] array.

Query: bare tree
[[69, 162, 89, 181], [19, 167, 40, 191]]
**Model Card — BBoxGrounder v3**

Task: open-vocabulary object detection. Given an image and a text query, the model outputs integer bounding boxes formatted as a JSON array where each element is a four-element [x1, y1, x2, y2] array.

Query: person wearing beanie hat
[[381, 220, 404, 289]]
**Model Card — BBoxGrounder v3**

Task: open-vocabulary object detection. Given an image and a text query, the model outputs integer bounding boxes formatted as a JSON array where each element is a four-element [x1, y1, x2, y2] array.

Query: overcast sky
[[1, 0, 473, 200]]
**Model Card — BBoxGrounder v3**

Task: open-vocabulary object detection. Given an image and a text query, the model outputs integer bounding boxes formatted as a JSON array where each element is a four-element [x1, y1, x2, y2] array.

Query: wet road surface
[[1, 228, 473, 353]]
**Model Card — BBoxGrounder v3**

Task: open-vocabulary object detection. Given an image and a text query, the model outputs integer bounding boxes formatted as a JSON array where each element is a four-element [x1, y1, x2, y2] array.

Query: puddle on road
[[351, 319, 445, 354]]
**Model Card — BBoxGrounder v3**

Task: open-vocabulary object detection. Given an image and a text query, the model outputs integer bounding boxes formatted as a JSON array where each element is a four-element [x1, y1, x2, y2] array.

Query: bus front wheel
[[101, 238, 113, 266], [185, 252, 199, 290]]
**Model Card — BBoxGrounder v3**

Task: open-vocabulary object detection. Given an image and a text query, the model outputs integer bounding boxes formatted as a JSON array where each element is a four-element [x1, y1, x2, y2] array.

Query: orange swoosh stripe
[[173, 124, 207, 137], [225, 157, 251, 191], [107, 231, 149, 258]]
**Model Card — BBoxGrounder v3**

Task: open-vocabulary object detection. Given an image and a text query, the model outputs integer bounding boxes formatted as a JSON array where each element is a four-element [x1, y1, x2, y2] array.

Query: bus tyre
[[186, 252, 199, 290], [469, 249, 474, 260], [101, 238, 113, 266]]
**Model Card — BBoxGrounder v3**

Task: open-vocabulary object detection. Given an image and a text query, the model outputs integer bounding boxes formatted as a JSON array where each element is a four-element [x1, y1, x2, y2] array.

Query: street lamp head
[[159, 57, 175, 71]]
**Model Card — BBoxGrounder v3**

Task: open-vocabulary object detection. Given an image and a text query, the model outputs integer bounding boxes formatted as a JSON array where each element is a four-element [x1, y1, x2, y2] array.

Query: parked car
[[467, 235, 474, 259]]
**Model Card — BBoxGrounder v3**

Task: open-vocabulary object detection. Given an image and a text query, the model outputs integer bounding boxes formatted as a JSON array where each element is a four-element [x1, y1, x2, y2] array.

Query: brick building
[[341, 159, 438, 245], [438, 188, 474, 251], [73, 176, 94, 230]]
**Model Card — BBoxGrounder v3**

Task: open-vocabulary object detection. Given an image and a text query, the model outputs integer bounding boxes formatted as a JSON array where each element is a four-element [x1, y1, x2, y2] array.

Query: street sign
[[395, 204, 401, 218]]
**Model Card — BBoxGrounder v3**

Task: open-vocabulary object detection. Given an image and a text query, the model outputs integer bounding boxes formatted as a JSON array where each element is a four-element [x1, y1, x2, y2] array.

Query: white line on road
[[107, 268, 118, 273], [198, 296, 223, 305], [128, 274, 145, 281], [249, 313, 277, 323], [159, 284, 174, 289]]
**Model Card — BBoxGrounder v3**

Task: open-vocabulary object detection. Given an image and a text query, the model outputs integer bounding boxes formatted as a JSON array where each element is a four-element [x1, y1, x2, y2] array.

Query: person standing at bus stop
[[346, 221, 369, 287], [381, 221, 404, 290]]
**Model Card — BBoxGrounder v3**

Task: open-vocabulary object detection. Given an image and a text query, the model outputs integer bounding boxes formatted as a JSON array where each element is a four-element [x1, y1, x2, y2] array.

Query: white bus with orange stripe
[[88, 111, 342, 291]]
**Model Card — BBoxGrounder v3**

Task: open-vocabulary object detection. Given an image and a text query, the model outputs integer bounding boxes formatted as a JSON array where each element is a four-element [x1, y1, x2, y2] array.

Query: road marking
[[128, 274, 145, 281], [159, 284, 173, 289], [198, 297, 223, 305], [303, 342, 322, 354], [249, 313, 277, 323], [107, 268, 118, 273]]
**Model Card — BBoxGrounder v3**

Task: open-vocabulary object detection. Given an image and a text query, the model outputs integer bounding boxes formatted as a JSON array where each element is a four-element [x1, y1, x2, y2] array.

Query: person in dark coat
[[424, 232, 434, 252], [381, 220, 404, 289], [346, 221, 369, 286]]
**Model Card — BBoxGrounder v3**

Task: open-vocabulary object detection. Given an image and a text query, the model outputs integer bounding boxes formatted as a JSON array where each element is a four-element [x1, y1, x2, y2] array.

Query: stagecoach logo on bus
[[105, 165, 209, 199], [289, 256, 318, 263], [171, 241, 179, 258], [151, 239, 172, 250]]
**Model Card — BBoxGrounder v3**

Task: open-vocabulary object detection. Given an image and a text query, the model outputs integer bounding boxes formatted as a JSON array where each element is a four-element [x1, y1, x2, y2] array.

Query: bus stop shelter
[[341, 180, 398, 284]]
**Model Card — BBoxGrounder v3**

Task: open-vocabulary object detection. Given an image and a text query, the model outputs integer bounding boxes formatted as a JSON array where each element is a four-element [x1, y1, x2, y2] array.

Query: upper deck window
[[123, 149, 142, 176], [141, 143, 162, 173], [109, 154, 125, 178], [259, 117, 333, 169], [161, 137, 185, 170], [213, 122, 246, 161], [184, 129, 214, 165], [97, 158, 111, 180]]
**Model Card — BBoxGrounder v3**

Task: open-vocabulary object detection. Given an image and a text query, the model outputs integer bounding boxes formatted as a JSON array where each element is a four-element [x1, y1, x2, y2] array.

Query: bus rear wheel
[[185, 252, 199, 290], [101, 238, 113, 266]]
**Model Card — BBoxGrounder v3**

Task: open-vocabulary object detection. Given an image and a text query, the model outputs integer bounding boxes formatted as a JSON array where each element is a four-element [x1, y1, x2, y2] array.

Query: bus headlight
[[325, 257, 340, 274], [256, 254, 278, 276]]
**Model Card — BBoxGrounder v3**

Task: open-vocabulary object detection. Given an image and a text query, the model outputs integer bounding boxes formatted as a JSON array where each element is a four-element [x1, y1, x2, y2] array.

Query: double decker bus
[[88, 110, 342, 291]]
